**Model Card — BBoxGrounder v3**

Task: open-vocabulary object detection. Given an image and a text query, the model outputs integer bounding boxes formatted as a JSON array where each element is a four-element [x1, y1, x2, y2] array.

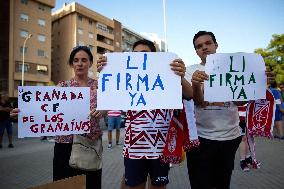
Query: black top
[[0, 102, 11, 121]]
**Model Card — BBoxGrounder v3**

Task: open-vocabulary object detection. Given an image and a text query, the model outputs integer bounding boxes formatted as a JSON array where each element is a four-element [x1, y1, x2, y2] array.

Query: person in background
[[0, 94, 13, 148], [107, 110, 122, 149], [269, 81, 284, 139]]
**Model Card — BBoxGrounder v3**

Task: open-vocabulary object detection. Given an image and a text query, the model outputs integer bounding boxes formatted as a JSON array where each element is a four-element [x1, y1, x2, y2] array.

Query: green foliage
[[254, 34, 284, 84]]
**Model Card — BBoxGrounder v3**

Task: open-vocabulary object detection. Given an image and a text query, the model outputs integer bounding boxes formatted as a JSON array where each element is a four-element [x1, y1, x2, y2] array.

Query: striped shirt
[[238, 104, 247, 121], [108, 110, 122, 117]]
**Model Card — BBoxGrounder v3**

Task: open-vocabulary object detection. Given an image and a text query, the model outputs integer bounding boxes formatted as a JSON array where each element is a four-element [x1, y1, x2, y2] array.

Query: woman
[[11, 46, 104, 189]]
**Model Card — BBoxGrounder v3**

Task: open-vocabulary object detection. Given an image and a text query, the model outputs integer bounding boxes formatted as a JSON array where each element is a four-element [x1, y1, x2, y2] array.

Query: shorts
[[0, 120, 13, 135], [239, 120, 246, 136], [107, 116, 122, 130], [124, 158, 170, 187]]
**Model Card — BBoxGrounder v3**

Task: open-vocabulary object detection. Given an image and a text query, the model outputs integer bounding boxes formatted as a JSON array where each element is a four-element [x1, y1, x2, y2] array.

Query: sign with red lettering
[[18, 86, 90, 138]]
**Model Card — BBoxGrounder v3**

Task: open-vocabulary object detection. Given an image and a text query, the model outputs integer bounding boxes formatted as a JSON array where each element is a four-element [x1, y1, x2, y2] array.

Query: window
[[20, 14, 29, 22], [89, 19, 93, 25], [89, 32, 94, 39], [96, 23, 107, 32], [78, 15, 83, 21], [38, 4, 45, 11], [37, 34, 46, 42], [20, 46, 28, 54], [37, 49, 45, 57], [38, 19, 45, 26], [78, 28, 83, 35], [20, 30, 29, 38], [37, 65, 48, 74], [21, 0, 28, 5], [18, 63, 30, 72]]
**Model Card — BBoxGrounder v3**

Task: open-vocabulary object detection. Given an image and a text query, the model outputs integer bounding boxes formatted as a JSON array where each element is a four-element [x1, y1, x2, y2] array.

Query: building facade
[[0, 0, 55, 97], [121, 26, 146, 52], [51, 2, 122, 83]]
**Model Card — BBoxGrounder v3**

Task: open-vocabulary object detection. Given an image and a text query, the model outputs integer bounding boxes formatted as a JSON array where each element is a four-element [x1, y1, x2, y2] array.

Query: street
[[0, 124, 284, 189]]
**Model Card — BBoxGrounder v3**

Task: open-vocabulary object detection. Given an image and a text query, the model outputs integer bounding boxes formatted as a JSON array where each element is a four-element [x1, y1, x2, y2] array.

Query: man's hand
[[97, 55, 107, 73], [191, 70, 209, 85], [170, 59, 186, 78]]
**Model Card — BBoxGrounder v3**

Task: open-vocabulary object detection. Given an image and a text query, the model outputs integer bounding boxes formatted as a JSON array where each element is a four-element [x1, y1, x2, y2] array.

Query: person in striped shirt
[[107, 110, 122, 148]]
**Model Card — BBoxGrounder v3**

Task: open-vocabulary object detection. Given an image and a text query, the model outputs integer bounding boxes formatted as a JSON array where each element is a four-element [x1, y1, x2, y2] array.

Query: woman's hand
[[10, 108, 20, 119], [97, 55, 107, 73], [170, 59, 186, 78], [191, 70, 209, 85], [90, 109, 106, 120]]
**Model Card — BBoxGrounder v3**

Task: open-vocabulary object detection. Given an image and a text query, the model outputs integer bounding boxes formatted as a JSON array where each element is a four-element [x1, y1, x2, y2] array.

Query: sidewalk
[[0, 124, 283, 189]]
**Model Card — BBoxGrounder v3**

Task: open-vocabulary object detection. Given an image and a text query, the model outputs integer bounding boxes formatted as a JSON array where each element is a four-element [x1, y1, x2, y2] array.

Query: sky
[[53, 0, 284, 66]]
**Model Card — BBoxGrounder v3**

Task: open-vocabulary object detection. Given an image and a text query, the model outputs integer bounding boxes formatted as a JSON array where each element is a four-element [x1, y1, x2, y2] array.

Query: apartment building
[[0, 0, 55, 97], [51, 2, 122, 83], [121, 26, 146, 52]]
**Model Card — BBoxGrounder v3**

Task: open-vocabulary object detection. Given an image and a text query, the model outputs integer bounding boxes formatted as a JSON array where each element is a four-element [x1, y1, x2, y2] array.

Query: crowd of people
[[5, 30, 283, 189]]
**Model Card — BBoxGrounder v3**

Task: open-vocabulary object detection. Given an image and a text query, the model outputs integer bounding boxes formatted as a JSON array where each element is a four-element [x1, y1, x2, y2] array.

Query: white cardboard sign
[[97, 52, 182, 110], [18, 86, 90, 138], [204, 53, 266, 102]]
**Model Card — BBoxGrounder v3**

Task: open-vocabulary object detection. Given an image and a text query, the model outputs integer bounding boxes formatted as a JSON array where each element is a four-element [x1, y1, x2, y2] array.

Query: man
[[185, 31, 242, 189], [0, 94, 13, 148], [98, 39, 193, 189]]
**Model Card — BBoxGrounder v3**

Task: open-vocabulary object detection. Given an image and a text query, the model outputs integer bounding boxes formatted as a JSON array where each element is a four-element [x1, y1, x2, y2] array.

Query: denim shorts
[[107, 116, 122, 130], [124, 158, 170, 187], [0, 120, 13, 135]]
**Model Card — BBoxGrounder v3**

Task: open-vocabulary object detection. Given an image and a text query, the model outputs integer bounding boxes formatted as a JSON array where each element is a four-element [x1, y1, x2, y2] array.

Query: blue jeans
[[107, 116, 122, 131]]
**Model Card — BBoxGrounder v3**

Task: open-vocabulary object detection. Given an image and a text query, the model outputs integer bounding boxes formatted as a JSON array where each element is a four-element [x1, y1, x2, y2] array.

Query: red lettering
[[23, 116, 29, 123], [41, 124, 45, 133], [78, 92, 83, 99], [57, 113, 64, 122], [61, 92, 67, 100], [30, 116, 34, 122], [63, 123, 69, 131], [51, 115, 58, 122], [52, 89, 60, 100], [43, 92, 51, 101], [75, 121, 81, 131], [41, 104, 48, 112], [47, 124, 54, 132], [45, 115, 50, 122], [55, 122, 62, 132], [30, 124, 39, 133], [83, 121, 90, 132], [36, 91, 41, 101], [70, 92, 76, 100]]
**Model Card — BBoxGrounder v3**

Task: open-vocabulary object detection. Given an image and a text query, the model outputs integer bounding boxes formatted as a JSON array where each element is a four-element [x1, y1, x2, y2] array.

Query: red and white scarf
[[246, 89, 275, 138], [161, 100, 199, 164]]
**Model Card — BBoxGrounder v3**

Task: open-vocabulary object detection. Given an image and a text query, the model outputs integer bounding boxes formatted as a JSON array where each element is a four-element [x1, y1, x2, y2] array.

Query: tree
[[254, 34, 284, 84]]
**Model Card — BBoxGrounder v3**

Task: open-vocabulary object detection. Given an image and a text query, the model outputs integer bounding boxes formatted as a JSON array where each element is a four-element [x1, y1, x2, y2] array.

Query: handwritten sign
[[204, 53, 266, 102], [18, 86, 90, 138], [97, 52, 182, 110]]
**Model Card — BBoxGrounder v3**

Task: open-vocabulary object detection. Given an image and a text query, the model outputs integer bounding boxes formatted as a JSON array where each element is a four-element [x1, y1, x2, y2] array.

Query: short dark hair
[[270, 81, 277, 88], [193, 31, 217, 49], [68, 46, 93, 65], [132, 39, 156, 52]]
